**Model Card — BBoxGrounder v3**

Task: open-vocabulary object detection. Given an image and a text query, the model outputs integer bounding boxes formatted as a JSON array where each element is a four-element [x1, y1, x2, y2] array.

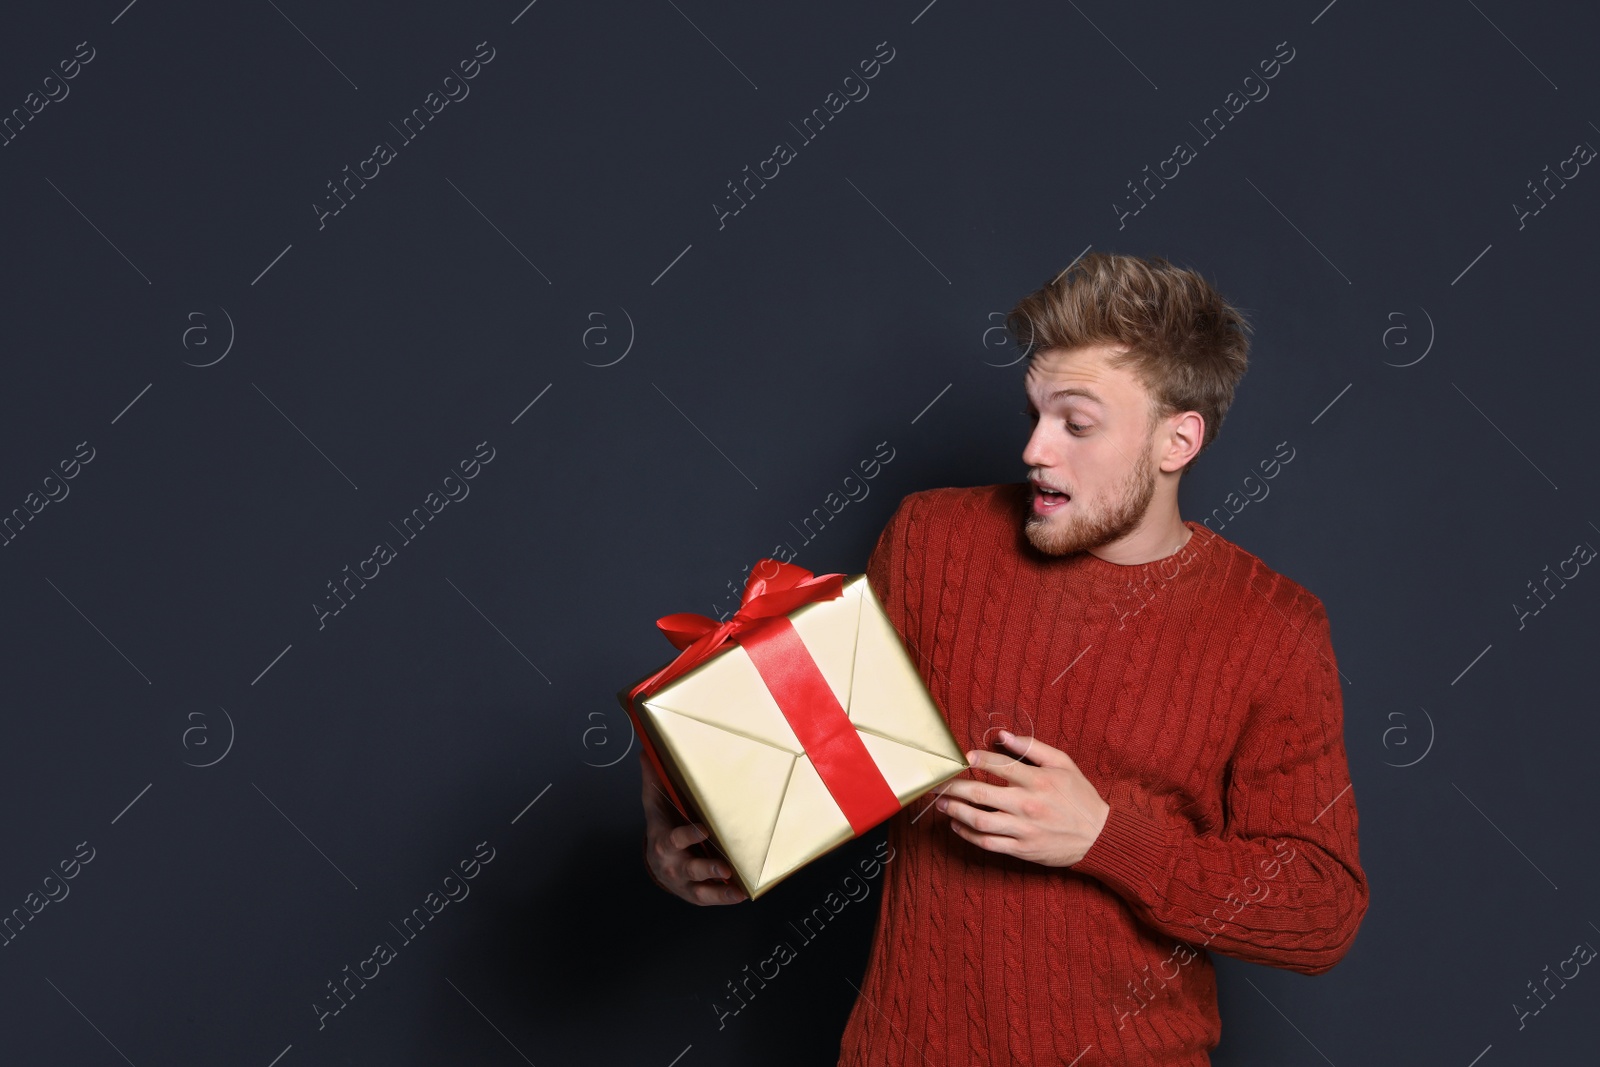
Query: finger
[[939, 795, 1022, 838], [684, 856, 733, 882], [939, 777, 1025, 816], [996, 731, 1078, 770], [948, 815, 1018, 856], [689, 879, 747, 905], [668, 822, 710, 850], [966, 748, 1040, 786]]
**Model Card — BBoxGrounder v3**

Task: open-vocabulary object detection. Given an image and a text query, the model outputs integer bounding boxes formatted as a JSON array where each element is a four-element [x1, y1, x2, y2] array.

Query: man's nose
[[1021, 425, 1052, 468]]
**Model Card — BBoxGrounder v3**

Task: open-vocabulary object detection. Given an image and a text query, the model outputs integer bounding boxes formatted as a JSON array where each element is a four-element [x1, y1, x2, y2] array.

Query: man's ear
[[1159, 411, 1205, 473]]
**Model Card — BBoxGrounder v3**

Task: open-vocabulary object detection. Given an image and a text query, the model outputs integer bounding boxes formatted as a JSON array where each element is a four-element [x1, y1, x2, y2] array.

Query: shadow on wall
[[419, 803, 885, 1064]]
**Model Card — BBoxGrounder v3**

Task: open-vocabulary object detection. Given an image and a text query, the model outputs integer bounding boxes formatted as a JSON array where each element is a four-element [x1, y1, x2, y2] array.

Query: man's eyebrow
[[1046, 387, 1104, 405]]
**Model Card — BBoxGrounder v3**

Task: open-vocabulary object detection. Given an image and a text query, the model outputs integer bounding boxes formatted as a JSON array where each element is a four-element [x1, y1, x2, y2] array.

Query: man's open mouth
[[1031, 482, 1071, 512]]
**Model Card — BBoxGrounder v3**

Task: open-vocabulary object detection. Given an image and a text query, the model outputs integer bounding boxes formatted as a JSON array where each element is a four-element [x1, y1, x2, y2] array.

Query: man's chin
[[1024, 515, 1095, 557]]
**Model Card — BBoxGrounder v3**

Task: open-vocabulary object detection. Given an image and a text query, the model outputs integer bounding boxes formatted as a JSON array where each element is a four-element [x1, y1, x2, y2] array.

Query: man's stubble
[[1024, 435, 1158, 557]]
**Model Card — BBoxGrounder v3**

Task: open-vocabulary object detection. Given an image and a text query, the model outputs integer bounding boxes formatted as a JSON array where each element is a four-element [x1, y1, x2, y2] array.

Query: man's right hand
[[640, 753, 748, 905]]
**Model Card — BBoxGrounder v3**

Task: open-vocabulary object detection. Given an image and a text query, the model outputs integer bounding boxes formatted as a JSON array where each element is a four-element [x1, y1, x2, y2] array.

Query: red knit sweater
[[835, 484, 1367, 1066]]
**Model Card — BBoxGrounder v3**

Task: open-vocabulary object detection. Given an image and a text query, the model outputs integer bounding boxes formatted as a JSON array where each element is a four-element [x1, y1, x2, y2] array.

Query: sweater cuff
[[1071, 798, 1179, 905]]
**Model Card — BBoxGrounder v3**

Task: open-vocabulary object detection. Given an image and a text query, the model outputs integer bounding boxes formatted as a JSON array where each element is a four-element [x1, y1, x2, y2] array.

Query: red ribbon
[[627, 560, 902, 836]]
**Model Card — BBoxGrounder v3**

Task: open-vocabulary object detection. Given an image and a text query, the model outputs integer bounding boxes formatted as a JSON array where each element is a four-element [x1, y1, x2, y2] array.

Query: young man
[[641, 252, 1368, 1065]]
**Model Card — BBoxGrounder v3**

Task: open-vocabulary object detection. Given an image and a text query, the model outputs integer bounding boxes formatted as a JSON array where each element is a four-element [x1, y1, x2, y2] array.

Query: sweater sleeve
[[1070, 600, 1369, 976]]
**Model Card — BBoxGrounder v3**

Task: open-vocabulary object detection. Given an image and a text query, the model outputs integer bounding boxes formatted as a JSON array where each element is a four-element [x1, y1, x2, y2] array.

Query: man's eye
[[1067, 422, 1089, 434]]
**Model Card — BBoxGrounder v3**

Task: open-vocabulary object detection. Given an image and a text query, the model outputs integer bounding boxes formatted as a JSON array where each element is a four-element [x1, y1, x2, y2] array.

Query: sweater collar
[[1064, 520, 1217, 584]]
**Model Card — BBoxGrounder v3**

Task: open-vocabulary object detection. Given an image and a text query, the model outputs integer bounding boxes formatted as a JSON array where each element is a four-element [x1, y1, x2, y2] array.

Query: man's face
[[1021, 344, 1161, 556]]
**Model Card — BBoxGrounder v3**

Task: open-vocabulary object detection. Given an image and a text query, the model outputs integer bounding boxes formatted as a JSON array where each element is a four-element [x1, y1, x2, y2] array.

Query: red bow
[[640, 559, 846, 692]]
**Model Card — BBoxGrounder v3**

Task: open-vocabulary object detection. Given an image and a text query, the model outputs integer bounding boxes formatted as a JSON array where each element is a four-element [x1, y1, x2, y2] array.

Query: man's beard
[[1024, 442, 1158, 557]]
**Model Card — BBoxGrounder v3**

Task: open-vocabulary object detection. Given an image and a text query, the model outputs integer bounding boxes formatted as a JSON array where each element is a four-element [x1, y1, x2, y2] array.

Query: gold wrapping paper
[[624, 574, 968, 900]]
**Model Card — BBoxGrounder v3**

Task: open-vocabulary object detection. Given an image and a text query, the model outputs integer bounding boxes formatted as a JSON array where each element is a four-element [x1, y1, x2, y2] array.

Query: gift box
[[621, 561, 968, 900]]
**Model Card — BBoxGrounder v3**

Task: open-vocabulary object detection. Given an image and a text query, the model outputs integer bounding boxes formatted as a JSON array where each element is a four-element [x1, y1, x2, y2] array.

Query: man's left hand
[[935, 730, 1111, 867]]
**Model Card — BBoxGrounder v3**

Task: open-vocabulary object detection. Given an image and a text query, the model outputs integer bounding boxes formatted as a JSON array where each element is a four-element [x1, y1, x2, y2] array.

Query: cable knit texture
[[834, 484, 1367, 1067]]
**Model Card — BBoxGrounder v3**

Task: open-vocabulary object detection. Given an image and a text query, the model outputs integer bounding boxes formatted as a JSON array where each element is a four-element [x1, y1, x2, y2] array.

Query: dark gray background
[[1, 1, 1594, 1064]]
